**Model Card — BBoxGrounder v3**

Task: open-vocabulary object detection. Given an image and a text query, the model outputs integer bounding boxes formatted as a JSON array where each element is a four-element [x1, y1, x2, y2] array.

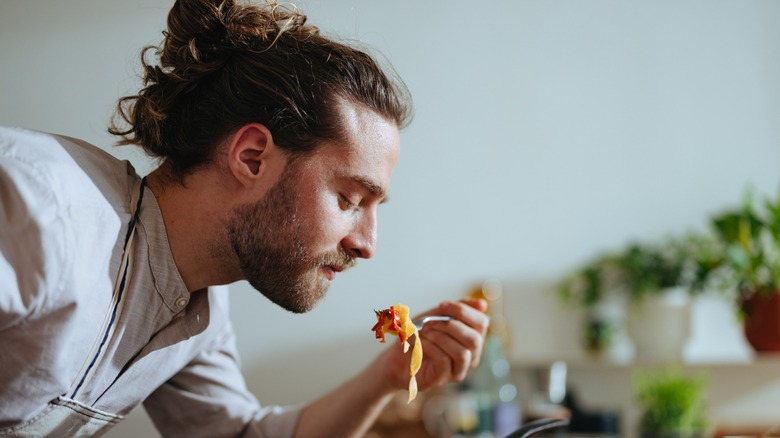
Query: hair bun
[[164, 0, 313, 69], [162, 0, 234, 69]]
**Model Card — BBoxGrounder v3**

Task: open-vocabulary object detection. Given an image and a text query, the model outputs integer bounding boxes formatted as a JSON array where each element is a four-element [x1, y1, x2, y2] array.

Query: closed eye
[[339, 194, 359, 211]]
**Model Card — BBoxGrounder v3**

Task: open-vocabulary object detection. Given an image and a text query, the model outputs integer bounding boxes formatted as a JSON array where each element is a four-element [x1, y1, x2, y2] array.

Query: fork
[[412, 315, 452, 331]]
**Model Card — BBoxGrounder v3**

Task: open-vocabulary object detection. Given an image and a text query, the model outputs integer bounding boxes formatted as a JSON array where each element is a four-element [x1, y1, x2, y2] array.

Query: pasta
[[371, 303, 423, 403]]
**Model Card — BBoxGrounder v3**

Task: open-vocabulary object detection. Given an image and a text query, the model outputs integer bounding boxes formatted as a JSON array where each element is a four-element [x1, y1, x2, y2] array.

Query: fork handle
[[422, 316, 451, 323]]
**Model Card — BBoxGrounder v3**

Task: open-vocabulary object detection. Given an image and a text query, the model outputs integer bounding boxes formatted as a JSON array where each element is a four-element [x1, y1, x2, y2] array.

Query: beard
[[227, 163, 355, 313]]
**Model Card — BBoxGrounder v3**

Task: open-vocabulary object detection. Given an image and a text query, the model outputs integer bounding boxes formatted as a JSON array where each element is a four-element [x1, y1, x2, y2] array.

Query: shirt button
[[175, 297, 188, 307]]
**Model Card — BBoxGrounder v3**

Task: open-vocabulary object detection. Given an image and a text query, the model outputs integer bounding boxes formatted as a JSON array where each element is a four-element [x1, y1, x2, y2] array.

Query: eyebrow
[[351, 175, 389, 204]]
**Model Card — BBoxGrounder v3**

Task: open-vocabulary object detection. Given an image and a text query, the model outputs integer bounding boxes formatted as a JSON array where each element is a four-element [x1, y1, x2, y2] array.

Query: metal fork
[[412, 315, 452, 331]]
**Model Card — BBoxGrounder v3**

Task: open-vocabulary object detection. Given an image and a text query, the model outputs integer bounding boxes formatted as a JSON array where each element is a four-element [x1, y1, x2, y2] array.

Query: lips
[[322, 265, 343, 281], [319, 252, 356, 281]]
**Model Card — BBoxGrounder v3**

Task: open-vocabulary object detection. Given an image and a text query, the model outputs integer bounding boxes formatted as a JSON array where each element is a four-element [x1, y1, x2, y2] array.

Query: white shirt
[[0, 127, 301, 437]]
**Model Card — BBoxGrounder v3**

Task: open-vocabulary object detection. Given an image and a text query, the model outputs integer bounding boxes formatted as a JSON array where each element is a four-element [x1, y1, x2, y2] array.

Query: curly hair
[[109, 0, 412, 179]]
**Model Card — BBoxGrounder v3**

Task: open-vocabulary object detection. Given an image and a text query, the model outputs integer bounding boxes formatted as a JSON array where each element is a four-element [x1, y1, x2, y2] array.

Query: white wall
[[2, 1, 780, 436]]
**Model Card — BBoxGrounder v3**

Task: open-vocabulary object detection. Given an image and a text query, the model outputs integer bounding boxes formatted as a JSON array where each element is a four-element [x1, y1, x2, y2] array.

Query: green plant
[[634, 369, 708, 438], [558, 232, 721, 308], [710, 187, 780, 299], [557, 232, 722, 352], [582, 316, 614, 353]]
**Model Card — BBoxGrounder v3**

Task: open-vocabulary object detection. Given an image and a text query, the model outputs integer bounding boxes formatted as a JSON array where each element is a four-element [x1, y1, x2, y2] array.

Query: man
[[0, 0, 489, 437]]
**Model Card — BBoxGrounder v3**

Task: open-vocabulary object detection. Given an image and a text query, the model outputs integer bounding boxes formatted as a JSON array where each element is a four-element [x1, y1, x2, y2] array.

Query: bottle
[[467, 279, 522, 437]]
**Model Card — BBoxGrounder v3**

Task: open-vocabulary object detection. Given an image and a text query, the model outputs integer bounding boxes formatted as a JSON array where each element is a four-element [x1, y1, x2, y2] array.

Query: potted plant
[[633, 368, 708, 438], [557, 232, 722, 360], [709, 187, 780, 352], [557, 257, 618, 355], [557, 250, 622, 356]]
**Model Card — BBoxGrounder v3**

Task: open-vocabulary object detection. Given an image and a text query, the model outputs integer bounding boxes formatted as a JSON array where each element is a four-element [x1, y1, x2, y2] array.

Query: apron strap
[[70, 177, 147, 399]]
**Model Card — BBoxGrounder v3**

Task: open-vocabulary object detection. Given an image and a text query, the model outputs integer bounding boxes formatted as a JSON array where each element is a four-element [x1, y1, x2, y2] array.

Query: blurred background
[[2, 1, 780, 437]]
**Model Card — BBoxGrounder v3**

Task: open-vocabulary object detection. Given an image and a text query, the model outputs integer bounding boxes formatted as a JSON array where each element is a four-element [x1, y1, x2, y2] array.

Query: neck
[[145, 164, 242, 293]]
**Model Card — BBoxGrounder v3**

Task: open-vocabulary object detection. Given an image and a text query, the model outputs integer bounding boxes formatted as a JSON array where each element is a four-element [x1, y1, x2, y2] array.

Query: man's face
[[228, 104, 401, 313]]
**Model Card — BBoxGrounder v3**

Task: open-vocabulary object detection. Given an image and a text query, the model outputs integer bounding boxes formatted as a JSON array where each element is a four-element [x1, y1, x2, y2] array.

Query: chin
[[251, 274, 331, 315]]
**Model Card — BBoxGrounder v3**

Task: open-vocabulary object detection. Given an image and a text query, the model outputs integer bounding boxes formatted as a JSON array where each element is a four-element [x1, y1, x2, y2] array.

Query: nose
[[342, 210, 377, 259]]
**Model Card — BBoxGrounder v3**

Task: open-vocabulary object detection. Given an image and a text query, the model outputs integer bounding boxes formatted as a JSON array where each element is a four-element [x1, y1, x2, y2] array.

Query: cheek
[[302, 196, 351, 248]]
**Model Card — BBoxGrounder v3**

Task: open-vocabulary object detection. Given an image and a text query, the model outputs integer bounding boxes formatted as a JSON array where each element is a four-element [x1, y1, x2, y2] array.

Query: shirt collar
[[136, 186, 192, 313]]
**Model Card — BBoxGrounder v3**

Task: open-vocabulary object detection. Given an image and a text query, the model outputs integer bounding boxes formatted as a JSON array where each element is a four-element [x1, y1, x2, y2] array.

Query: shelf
[[509, 352, 780, 370]]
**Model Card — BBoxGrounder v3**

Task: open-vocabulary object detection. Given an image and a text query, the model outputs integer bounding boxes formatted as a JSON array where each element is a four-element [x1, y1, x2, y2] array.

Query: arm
[[144, 325, 303, 438], [293, 298, 489, 438]]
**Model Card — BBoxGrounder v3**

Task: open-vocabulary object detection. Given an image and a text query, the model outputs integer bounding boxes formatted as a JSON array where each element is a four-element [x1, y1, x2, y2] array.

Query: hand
[[379, 298, 489, 394]]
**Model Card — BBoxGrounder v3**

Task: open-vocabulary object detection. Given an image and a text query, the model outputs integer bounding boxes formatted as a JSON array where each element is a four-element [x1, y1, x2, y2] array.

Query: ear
[[226, 123, 278, 187]]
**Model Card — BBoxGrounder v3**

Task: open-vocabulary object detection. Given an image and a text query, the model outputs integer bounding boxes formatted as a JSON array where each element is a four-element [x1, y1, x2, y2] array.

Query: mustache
[[318, 249, 357, 271]]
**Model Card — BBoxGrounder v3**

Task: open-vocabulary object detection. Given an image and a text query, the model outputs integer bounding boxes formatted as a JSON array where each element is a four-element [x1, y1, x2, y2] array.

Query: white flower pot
[[627, 287, 691, 362]]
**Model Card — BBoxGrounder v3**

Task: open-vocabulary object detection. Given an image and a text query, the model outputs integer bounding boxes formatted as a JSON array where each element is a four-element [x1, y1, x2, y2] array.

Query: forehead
[[339, 103, 400, 160], [306, 103, 401, 188]]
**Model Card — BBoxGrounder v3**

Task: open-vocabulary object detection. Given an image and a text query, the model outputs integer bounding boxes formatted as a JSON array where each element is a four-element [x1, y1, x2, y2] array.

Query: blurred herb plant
[[634, 368, 708, 438]]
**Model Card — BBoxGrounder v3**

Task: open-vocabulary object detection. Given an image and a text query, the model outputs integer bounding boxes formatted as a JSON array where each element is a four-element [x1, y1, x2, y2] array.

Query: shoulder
[[1, 127, 138, 207], [0, 127, 63, 217], [0, 127, 138, 326], [0, 128, 62, 327], [0, 127, 139, 239]]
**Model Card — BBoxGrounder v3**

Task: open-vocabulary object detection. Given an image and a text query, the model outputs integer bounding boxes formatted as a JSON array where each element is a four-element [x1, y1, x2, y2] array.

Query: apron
[[0, 177, 147, 438]]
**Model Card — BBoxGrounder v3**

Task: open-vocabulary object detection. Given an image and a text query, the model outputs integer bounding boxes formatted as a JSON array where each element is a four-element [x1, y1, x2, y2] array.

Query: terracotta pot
[[741, 291, 780, 352]]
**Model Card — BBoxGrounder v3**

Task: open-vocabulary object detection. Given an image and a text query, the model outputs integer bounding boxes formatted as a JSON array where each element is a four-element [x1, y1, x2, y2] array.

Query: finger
[[423, 301, 489, 368], [422, 318, 485, 370], [413, 339, 458, 391], [410, 299, 486, 326], [421, 329, 473, 382], [461, 297, 488, 313], [423, 319, 482, 356], [436, 300, 490, 336]]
